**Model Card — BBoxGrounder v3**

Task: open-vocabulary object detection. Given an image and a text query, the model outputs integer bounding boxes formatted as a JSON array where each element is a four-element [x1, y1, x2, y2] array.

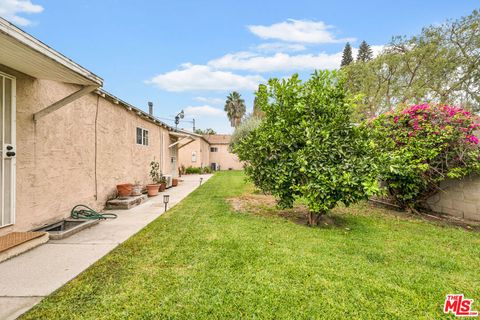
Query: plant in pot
[[131, 180, 143, 196], [147, 160, 161, 197], [172, 177, 178, 187], [158, 175, 167, 192], [116, 183, 133, 197]]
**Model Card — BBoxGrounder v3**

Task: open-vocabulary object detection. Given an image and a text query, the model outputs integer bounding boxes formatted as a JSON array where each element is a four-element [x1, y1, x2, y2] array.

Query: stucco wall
[[427, 175, 480, 221], [0, 65, 175, 235], [178, 138, 210, 169], [209, 144, 243, 170]]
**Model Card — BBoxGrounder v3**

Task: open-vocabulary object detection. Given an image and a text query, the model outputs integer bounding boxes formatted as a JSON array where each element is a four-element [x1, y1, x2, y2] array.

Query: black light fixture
[[163, 194, 170, 212], [175, 110, 185, 130], [200, 177, 203, 185]]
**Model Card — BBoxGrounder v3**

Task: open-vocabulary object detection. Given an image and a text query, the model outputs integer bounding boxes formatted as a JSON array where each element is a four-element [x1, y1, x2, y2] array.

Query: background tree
[[224, 91, 246, 127], [230, 114, 262, 151], [340, 42, 354, 66], [252, 84, 267, 118], [194, 128, 216, 135], [344, 9, 480, 118], [232, 71, 379, 226], [356, 40, 373, 62]]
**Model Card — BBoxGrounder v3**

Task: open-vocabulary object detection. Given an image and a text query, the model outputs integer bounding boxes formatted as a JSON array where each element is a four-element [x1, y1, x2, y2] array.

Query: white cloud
[[253, 42, 306, 53], [146, 63, 264, 92], [248, 19, 355, 44], [208, 51, 342, 72], [208, 45, 385, 73], [0, 0, 43, 26], [353, 45, 385, 58], [184, 105, 224, 117], [193, 97, 225, 105]]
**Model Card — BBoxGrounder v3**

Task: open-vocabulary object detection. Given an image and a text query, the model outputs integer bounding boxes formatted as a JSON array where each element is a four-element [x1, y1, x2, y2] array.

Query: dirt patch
[[367, 198, 480, 232], [227, 194, 347, 228], [228, 194, 480, 231]]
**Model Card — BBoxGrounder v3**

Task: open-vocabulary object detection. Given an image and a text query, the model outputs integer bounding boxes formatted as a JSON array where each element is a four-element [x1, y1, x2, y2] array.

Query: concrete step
[[105, 194, 148, 210]]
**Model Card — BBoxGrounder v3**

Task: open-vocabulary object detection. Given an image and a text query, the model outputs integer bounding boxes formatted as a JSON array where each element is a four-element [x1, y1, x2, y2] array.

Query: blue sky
[[1, 1, 478, 133]]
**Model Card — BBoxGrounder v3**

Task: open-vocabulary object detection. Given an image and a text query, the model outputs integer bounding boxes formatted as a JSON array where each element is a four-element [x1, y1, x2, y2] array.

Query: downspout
[[160, 130, 164, 174]]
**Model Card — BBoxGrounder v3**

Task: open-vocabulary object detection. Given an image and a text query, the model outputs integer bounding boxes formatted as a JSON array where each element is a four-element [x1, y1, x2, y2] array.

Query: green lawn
[[22, 171, 480, 319]]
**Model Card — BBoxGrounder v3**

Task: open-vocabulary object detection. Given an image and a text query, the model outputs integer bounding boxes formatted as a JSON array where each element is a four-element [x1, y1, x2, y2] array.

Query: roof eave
[[0, 17, 102, 86]]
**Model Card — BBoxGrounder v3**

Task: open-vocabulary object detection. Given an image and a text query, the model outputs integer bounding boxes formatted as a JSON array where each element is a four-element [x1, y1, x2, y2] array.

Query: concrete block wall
[[427, 175, 480, 221]]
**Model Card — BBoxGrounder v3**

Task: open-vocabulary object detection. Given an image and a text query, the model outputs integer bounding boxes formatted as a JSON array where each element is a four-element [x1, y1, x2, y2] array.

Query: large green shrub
[[185, 166, 202, 174], [232, 70, 379, 225], [370, 104, 480, 210], [230, 114, 262, 150]]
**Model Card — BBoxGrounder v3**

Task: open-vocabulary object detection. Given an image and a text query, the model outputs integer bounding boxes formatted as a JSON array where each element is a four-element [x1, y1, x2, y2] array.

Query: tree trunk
[[308, 212, 323, 226]]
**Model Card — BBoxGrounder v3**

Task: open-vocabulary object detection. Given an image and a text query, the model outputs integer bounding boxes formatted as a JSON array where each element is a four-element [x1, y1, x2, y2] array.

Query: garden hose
[[71, 204, 118, 220]]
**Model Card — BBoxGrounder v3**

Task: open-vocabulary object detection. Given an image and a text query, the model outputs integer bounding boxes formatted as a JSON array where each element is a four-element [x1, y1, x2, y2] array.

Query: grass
[[22, 171, 480, 319]]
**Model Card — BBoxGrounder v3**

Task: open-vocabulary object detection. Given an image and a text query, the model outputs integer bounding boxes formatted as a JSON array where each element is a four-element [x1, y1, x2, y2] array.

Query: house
[[0, 18, 191, 236], [178, 134, 243, 171]]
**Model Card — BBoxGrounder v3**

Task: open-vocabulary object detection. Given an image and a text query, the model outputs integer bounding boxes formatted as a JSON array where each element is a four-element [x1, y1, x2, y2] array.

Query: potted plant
[[131, 180, 143, 196], [147, 160, 161, 197], [172, 178, 178, 187], [158, 175, 167, 192], [116, 183, 133, 197]]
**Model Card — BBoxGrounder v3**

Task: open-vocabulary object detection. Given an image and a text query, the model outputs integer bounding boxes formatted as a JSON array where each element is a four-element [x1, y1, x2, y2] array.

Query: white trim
[[0, 18, 102, 86], [135, 127, 149, 146], [33, 85, 98, 122], [1, 73, 4, 227], [0, 71, 15, 227], [10, 73, 16, 226]]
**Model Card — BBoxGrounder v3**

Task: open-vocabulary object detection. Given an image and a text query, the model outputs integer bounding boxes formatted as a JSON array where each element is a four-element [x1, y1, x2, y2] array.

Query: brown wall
[[209, 144, 243, 170], [178, 138, 210, 169], [0, 65, 175, 235]]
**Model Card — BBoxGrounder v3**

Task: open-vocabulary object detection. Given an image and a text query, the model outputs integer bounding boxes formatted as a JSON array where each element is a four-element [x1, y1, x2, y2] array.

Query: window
[[136, 127, 149, 146], [210, 147, 218, 152], [192, 151, 197, 163]]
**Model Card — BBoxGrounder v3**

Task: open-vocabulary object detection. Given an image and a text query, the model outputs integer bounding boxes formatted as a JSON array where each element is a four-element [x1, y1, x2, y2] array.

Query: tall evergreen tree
[[252, 84, 266, 118], [340, 42, 353, 67], [357, 40, 373, 62]]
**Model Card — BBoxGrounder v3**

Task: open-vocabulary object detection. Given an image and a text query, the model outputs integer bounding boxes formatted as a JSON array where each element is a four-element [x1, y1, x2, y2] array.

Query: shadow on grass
[[227, 194, 361, 230], [227, 193, 480, 232]]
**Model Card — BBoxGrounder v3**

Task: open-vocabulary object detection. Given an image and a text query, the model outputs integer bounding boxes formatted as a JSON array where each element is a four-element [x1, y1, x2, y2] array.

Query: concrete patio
[[0, 174, 212, 320]]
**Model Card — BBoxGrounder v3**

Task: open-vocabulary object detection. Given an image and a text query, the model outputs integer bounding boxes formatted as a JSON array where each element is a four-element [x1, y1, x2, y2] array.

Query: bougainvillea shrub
[[370, 104, 480, 209]]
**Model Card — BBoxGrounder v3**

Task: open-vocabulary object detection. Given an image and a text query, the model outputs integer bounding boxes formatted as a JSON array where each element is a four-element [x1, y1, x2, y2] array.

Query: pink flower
[[466, 134, 479, 145]]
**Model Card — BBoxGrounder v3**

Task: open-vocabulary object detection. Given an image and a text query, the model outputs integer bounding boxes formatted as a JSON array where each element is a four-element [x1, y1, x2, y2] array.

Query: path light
[[200, 177, 203, 185], [163, 195, 170, 212]]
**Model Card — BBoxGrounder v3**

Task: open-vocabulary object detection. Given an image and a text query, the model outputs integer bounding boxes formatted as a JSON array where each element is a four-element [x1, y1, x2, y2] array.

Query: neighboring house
[[0, 18, 192, 236], [178, 134, 243, 171], [177, 132, 211, 169]]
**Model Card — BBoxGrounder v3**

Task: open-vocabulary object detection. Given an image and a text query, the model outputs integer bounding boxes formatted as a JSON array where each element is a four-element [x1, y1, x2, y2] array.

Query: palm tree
[[224, 91, 246, 127]]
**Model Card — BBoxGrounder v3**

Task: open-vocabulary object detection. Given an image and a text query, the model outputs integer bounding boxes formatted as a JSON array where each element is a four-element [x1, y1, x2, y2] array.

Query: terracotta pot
[[131, 185, 143, 196], [117, 183, 133, 197], [146, 184, 159, 197], [172, 179, 178, 187], [159, 183, 166, 192]]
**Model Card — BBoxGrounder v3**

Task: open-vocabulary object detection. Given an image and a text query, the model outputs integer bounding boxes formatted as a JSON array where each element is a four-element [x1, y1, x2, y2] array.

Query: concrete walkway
[[0, 174, 212, 320]]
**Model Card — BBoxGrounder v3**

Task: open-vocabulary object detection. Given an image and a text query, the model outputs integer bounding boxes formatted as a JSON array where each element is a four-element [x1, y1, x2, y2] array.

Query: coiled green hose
[[71, 204, 117, 220]]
